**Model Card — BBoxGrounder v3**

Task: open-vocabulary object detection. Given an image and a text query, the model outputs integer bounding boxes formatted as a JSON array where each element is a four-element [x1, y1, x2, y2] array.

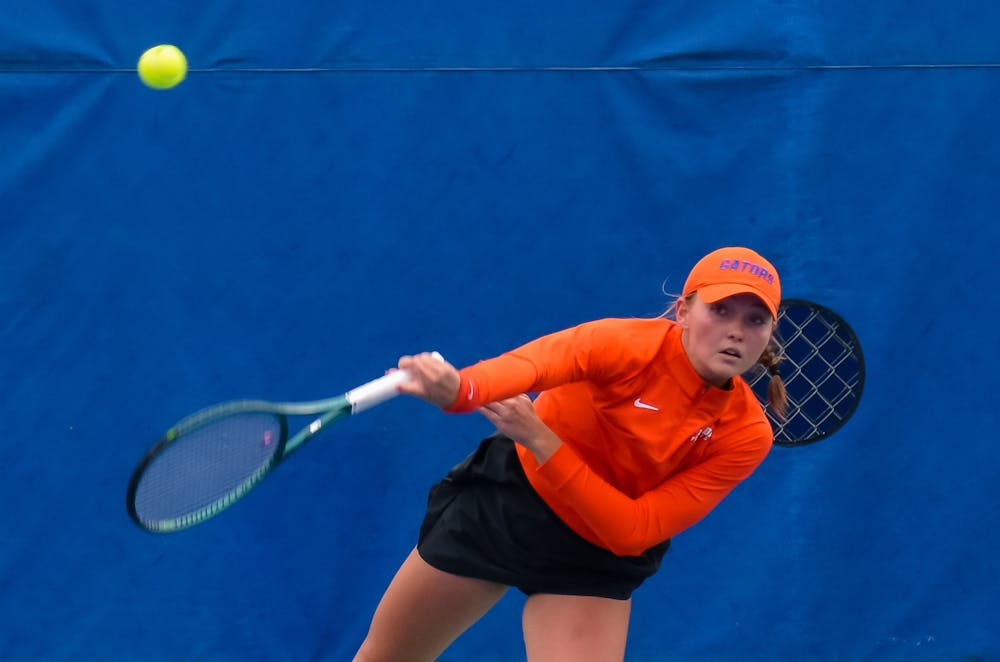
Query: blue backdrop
[[2, 2, 998, 660]]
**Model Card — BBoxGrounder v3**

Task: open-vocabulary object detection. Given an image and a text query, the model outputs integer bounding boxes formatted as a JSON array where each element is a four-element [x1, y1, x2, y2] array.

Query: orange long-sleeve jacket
[[446, 317, 773, 557]]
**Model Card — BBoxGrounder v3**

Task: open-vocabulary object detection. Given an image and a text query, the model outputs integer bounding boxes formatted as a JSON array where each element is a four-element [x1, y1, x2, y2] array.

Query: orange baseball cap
[[682, 247, 781, 318]]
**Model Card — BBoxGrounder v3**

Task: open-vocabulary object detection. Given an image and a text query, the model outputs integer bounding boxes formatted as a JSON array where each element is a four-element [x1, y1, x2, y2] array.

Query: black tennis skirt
[[417, 434, 670, 600]]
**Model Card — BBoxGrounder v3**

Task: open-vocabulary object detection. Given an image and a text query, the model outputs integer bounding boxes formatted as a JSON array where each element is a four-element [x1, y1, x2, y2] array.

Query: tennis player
[[354, 246, 786, 662]]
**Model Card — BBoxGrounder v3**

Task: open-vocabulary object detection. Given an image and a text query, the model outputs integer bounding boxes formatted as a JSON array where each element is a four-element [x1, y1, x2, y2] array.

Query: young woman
[[354, 246, 786, 662]]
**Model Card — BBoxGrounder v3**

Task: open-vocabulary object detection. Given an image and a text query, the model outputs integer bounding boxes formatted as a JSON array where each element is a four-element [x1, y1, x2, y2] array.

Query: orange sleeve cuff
[[531, 443, 583, 490], [444, 371, 478, 413]]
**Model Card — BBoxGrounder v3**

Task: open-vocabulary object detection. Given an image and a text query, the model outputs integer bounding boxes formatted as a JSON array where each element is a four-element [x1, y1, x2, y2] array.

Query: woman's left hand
[[478, 395, 562, 464]]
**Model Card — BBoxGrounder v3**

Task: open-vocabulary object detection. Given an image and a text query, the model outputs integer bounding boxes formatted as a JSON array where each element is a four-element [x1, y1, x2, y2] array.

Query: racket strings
[[132, 412, 283, 529], [746, 301, 864, 445]]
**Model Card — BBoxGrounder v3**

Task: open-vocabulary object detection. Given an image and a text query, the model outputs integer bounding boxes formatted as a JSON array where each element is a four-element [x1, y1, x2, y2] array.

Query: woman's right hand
[[395, 352, 461, 409]]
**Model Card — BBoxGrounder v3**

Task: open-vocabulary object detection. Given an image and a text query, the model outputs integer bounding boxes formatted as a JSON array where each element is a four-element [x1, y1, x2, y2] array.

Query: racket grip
[[346, 371, 408, 413], [347, 352, 444, 413]]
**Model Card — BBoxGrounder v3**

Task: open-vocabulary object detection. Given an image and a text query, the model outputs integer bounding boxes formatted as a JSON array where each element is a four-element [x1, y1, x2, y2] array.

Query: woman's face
[[676, 292, 775, 387]]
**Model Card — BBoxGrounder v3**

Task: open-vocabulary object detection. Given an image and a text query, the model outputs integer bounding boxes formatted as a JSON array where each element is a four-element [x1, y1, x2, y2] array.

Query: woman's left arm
[[476, 392, 772, 558], [533, 429, 772, 556], [477, 394, 562, 463]]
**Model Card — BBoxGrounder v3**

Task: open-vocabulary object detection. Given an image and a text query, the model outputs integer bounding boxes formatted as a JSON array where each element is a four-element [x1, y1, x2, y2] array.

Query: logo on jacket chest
[[688, 426, 714, 443]]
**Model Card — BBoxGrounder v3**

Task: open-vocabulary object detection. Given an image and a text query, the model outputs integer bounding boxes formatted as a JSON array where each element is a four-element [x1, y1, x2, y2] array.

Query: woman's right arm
[[395, 352, 462, 408], [396, 318, 639, 412], [436, 320, 627, 413]]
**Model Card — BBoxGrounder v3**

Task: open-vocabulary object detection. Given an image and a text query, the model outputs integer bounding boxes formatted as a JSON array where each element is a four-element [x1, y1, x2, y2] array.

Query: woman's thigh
[[354, 548, 508, 662], [522, 593, 632, 662]]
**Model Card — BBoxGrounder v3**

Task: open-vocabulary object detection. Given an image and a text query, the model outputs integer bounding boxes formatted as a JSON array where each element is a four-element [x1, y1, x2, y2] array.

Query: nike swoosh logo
[[633, 398, 659, 411]]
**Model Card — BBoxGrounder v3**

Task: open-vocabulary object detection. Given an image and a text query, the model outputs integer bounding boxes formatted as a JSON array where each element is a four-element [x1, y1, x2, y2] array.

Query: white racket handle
[[346, 352, 444, 413]]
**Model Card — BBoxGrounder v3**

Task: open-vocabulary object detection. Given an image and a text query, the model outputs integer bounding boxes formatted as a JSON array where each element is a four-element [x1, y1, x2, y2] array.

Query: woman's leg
[[354, 548, 508, 662], [522, 593, 632, 662]]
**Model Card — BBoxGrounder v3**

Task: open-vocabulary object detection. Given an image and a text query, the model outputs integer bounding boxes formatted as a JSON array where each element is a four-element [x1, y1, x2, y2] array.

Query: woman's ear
[[675, 295, 690, 328]]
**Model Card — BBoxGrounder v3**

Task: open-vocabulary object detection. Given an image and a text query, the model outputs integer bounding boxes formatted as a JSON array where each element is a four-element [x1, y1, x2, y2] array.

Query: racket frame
[[745, 298, 865, 447], [127, 367, 414, 533]]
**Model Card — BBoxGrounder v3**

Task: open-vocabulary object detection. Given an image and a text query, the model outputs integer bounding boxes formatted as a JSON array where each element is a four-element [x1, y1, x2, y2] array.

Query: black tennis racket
[[126, 357, 438, 533], [744, 299, 865, 446]]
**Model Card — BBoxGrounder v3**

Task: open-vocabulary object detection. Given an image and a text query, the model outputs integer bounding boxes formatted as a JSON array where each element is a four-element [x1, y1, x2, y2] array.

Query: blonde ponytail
[[757, 339, 787, 419]]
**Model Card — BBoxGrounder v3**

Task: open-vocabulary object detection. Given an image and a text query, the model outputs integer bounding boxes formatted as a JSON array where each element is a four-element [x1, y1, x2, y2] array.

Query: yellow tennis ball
[[137, 44, 187, 90]]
